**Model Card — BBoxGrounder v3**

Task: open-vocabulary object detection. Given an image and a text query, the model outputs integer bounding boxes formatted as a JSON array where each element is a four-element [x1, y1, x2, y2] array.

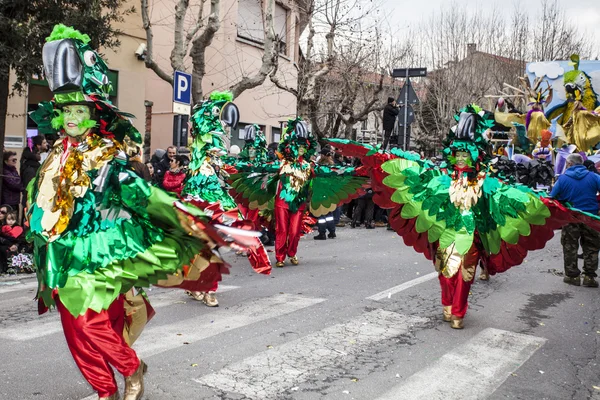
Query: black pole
[[175, 114, 182, 154], [403, 73, 409, 150]]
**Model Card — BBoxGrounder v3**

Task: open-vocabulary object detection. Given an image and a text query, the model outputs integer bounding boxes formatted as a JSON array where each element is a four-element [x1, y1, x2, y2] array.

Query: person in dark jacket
[[2, 152, 23, 218], [153, 146, 176, 189], [550, 153, 600, 287], [382, 97, 399, 151], [20, 135, 48, 188], [129, 146, 151, 182], [21, 136, 48, 213]]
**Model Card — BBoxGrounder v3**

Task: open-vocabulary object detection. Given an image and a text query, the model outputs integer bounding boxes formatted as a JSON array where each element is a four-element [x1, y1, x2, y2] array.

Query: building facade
[[6, 0, 306, 161]]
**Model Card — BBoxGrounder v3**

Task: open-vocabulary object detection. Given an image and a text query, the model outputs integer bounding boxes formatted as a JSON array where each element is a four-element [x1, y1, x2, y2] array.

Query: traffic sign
[[392, 68, 427, 78], [397, 78, 419, 106], [173, 70, 192, 115], [397, 105, 415, 126]]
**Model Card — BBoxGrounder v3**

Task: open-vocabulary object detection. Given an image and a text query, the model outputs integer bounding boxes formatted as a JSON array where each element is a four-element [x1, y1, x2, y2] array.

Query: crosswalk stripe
[[0, 286, 240, 341], [135, 293, 325, 359], [195, 309, 428, 399], [375, 328, 546, 400], [366, 272, 438, 301]]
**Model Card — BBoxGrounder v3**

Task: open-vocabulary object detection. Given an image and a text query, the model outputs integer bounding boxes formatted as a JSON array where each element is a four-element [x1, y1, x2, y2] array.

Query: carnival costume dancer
[[182, 93, 271, 306], [231, 124, 268, 228], [230, 118, 367, 267], [29, 25, 261, 400], [328, 104, 600, 329]]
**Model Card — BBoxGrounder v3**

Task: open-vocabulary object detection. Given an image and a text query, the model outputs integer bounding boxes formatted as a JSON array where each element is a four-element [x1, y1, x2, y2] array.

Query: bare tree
[[410, 0, 597, 153], [270, 0, 385, 139], [141, 0, 280, 103]]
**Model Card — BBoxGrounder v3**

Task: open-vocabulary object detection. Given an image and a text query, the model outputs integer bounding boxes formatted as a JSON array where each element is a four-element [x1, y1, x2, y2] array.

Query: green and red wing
[[310, 166, 368, 217]]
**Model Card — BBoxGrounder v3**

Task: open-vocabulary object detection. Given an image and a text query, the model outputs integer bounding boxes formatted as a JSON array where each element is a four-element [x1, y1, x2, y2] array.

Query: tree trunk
[[0, 68, 9, 197]]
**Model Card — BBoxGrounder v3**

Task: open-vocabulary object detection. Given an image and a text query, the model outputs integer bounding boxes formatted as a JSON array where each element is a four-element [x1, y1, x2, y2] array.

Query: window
[[238, 0, 264, 45], [271, 126, 281, 143], [274, 3, 288, 55], [237, 0, 289, 55]]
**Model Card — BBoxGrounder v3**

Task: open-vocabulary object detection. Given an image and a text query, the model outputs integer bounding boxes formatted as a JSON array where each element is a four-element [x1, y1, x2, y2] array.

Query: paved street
[[1, 226, 600, 400]]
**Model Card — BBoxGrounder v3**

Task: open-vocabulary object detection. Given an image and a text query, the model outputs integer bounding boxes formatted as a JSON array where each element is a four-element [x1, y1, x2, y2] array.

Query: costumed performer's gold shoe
[[276, 261, 285, 268], [443, 306, 452, 322], [289, 256, 299, 265], [186, 291, 205, 301], [450, 316, 464, 330], [203, 291, 219, 307], [99, 391, 120, 400], [479, 268, 489, 281], [124, 360, 146, 400]]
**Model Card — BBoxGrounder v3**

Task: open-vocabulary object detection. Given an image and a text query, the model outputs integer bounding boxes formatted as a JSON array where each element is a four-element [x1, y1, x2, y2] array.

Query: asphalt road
[[1, 225, 599, 400]]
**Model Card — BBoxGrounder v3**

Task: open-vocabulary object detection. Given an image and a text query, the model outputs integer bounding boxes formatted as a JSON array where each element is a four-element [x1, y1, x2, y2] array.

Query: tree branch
[[190, 0, 221, 102], [170, 0, 189, 71], [230, 0, 278, 98], [141, 0, 173, 85]]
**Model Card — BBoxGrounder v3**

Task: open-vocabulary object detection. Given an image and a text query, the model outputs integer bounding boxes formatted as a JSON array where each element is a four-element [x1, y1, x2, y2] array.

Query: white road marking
[[135, 293, 326, 359], [375, 328, 546, 400], [195, 309, 428, 399], [367, 272, 438, 301], [0, 286, 240, 341]]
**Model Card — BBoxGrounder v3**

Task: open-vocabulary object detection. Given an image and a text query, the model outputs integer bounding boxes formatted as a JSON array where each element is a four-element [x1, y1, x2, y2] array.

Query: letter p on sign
[[173, 70, 192, 105]]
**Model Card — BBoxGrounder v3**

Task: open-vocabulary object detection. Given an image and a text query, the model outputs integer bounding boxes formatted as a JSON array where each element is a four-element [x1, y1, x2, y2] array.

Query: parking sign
[[173, 70, 192, 114]]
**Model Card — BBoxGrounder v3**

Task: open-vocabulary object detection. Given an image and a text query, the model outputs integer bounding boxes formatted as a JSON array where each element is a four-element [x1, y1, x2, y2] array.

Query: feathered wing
[[325, 138, 399, 208], [309, 166, 368, 217], [380, 159, 600, 273], [228, 167, 280, 211], [381, 157, 451, 260]]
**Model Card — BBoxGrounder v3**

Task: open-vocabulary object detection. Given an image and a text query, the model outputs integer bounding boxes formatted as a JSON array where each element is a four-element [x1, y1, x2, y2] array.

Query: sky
[[382, 0, 600, 56]]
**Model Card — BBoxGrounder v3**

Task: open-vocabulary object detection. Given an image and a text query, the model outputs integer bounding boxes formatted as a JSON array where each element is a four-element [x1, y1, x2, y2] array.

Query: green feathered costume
[[228, 117, 367, 264], [327, 104, 600, 327], [28, 25, 250, 317], [182, 91, 239, 210]]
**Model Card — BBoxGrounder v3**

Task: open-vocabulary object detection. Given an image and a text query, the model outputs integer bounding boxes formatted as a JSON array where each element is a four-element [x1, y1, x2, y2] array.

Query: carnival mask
[[298, 146, 306, 157], [248, 147, 257, 159], [455, 151, 471, 169], [62, 105, 93, 137]]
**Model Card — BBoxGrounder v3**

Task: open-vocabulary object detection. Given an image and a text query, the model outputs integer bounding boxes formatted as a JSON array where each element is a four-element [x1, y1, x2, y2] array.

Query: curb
[[0, 273, 37, 283]]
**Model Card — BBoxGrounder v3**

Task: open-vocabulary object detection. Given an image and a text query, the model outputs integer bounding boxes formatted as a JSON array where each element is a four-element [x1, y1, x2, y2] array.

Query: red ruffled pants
[[275, 204, 305, 262], [437, 245, 479, 318], [56, 295, 140, 398]]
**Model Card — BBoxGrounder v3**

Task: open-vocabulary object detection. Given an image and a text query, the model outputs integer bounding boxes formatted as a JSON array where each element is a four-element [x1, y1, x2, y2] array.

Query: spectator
[[0, 205, 14, 274], [2, 151, 23, 218], [267, 142, 279, 162], [146, 162, 158, 185], [382, 97, 400, 151], [550, 153, 600, 287], [129, 147, 151, 182], [351, 187, 375, 229], [162, 154, 188, 196], [314, 147, 337, 240], [154, 147, 175, 188], [21, 135, 48, 189]]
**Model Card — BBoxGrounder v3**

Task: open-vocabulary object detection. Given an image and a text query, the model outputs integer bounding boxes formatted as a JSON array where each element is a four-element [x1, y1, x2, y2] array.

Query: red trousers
[[57, 295, 140, 398], [438, 268, 475, 318], [238, 203, 260, 229], [275, 204, 305, 262]]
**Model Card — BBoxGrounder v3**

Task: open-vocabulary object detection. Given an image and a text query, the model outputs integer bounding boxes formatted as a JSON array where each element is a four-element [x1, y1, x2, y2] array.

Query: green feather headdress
[[238, 124, 267, 161], [29, 24, 141, 143], [443, 104, 495, 167], [278, 117, 317, 160]]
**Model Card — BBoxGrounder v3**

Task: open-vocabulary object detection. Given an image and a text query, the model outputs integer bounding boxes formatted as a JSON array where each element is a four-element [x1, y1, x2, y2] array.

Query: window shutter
[[238, 0, 264, 44]]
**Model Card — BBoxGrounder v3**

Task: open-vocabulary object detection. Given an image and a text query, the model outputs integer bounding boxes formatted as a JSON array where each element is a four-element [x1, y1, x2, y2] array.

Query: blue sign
[[173, 70, 192, 105]]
